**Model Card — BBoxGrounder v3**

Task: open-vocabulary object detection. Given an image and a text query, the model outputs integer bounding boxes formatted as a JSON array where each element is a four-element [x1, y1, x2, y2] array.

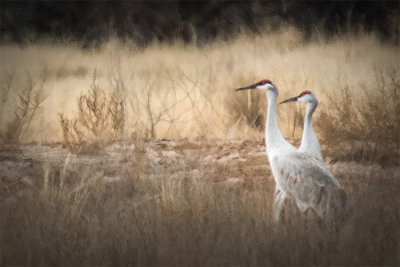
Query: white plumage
[[235, 80, 349, 222], [280, 90, 323, 162]]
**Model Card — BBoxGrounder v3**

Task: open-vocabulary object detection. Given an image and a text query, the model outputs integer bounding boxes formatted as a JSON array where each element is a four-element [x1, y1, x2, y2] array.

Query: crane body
[[235, 81, 349, 222]]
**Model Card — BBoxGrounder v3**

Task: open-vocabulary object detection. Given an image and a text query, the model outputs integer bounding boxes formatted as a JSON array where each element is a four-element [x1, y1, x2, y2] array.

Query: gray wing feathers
[[272, 152, 350, 221]]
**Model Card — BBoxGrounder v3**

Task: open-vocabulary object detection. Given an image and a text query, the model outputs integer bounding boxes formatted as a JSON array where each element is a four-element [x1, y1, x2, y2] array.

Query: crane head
[[279, 90, 317, 104], [235, 79, 275, 92]]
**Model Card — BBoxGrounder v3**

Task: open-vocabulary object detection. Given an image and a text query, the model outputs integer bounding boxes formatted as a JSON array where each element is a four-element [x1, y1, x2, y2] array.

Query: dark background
[[1, 1, 399, 47]]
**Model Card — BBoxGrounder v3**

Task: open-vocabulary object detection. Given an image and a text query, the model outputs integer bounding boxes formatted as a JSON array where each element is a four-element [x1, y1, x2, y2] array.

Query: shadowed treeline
[[1, 1, 399, 46]]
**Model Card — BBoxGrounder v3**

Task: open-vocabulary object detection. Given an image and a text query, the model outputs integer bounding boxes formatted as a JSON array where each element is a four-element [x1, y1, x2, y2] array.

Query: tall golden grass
[[0, 29, 398, 145]]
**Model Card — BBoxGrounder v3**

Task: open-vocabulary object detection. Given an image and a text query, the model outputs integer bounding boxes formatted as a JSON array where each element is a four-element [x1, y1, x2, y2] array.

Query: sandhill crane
[[280, 91, 323, 162], [235, 80, 349, 222]]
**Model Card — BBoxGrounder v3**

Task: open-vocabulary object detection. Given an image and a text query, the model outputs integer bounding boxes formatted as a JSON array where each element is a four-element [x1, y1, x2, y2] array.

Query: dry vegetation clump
[[0, 72, 47, 144], [316, 68, 400, 165], [127, 69, 198, 139], [59, 71, 125, 153], [0, 141, 399, 266]]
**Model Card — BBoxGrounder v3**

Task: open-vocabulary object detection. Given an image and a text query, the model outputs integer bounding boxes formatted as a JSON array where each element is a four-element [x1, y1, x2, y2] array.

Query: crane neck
[[265, 92, 293, 155], [303, 102, 317, 135], [299, 101, 323, 160]]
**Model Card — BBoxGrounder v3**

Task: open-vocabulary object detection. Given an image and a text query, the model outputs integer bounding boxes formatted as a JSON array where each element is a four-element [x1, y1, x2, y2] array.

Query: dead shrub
[[59, 71, 125, 153], [129, 71, 192, 139], [0, 70, 14, 122], [0, 73, 47, 144], [316, 68, 400, 165]]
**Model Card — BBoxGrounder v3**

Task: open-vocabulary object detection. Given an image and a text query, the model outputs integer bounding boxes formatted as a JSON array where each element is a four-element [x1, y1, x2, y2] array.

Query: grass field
[[1, 29, 399, 265], [1, 29, 398, 143]]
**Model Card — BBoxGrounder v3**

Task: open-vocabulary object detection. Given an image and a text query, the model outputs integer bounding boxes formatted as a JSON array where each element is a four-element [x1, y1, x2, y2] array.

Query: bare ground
[[1, 139, 275, 194], [1, 138, 397, 197]]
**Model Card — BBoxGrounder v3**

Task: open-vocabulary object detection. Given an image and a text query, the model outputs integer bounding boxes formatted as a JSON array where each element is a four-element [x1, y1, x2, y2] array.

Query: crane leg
[[273, 188, 287, 222]]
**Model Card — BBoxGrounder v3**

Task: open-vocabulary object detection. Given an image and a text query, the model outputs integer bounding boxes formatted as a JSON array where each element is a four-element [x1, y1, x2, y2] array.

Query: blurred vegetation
[[1, 1, 399, 46], [59, 71, 125, 153], [0, 72, 47, 144], [316, 68, 400, 165]]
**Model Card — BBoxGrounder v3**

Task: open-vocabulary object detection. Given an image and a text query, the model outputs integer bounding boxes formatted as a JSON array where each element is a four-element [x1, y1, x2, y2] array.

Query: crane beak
[[279, 96, 298, 104], [235, 83, 258, 91]]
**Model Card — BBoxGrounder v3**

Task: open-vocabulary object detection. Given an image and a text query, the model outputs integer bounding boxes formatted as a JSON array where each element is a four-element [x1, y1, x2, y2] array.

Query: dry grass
[[1, 29, 399, 266], [59, 70, 125, 153], [0, 29, 398, 144], [0, 140, 399, 266], [316, 67, 400, 165], [0, 73, 47, 143]]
